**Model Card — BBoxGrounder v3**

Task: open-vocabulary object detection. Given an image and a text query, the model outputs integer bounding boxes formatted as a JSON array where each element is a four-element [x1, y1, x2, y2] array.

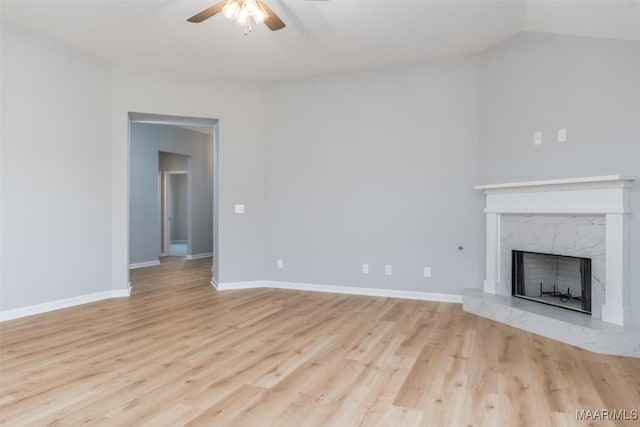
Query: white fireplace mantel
[[475, 175, 634, 326]]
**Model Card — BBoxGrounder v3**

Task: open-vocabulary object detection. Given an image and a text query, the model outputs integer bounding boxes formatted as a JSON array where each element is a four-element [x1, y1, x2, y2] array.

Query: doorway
[[163, 169, 189, 257], [128, 113, 218, 286]]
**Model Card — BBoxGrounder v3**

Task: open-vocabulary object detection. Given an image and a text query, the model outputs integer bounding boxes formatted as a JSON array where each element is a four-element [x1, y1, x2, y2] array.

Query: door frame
[[126, 113, 219, 290], [163, 170, 188, 257]]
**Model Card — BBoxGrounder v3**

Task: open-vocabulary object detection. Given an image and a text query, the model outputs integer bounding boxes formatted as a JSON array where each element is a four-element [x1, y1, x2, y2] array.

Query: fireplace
[[512, 250, 591, 314], [465, 175, 638, 356], [475, 175, 633, 326]]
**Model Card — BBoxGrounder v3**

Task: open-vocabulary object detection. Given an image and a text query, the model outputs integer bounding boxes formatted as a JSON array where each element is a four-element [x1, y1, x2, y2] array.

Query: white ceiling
[[2, 1, 639, 81]]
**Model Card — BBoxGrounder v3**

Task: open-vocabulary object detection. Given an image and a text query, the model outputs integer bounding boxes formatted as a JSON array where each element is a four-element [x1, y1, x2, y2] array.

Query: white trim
[[111, 289, 131, 298], [163, 171, 168, 256], [484, 206, 628, 214], [216, 280, 462, 303], [187, 252, 213, 260], [475, 175, 633, 190], [129, 260, 161, 269], [158, 171, 162, 259], [0, 290, 130, 322], [164, 170, 190, 257], [210, 276, 219, 289], [217, 281, 263, 291]]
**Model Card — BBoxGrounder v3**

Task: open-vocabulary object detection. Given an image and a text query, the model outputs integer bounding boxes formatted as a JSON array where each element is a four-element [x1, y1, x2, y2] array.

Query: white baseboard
[[112, 282, 132, 298], [0, 289, 131, 322], [216, 280, 462, 303], [217, 281, 262, 291], [129, 260, 161, 269], [187, 252, 213, 260], [211, 276, 219, 289]]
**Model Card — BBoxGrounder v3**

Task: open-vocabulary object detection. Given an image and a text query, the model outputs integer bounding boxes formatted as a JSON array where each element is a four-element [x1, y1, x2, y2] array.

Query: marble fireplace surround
[[501, 215, 604, 318], [464, 175, 639, 357]]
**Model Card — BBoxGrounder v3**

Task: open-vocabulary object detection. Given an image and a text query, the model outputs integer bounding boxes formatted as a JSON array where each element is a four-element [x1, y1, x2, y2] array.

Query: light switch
[[234, 204, 245, 214]]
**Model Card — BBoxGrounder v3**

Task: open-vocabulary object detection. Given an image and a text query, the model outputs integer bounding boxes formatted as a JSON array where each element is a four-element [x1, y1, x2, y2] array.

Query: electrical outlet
[[424, 267, 432, 278], [534, 132, 542, 146], [362, 264, 369, 274], [277, 259, 284, 269], [558, 128, 567, 143], [385, 265, 392, 276], [234, 204, 245, 214]]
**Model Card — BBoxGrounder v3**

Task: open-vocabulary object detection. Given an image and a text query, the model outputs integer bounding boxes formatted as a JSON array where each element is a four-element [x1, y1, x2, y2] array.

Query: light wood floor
[[1, 257, 639, 426]]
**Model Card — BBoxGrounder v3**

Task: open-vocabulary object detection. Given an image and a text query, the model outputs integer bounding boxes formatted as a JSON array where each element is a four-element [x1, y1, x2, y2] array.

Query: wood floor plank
[[1, 256, 639, 426]]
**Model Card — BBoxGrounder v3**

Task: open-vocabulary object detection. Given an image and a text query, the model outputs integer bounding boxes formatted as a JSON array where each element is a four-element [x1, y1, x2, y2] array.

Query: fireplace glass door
[[512, 250, 591, 314]]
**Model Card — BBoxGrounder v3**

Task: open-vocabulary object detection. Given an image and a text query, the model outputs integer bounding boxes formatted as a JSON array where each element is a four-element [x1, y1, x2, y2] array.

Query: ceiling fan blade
[[258, 0, 286, 31], [187, 1, 227, 23]]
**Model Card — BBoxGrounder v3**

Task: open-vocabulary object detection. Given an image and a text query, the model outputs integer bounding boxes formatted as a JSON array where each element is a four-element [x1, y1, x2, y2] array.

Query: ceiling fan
[[188, 0, 286, 34]]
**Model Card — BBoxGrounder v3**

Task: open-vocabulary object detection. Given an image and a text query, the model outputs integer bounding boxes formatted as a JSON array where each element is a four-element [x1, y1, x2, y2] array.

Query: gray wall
[[112, 68, 267, 286], [265, 56, 484, 294], [129, 123, 213, 264], [2, 21, 267, 312], [1, 23, 112, 310], [479, 32, 640, 325], [160, 151, 188, 172], [3, 19, 638, 325]]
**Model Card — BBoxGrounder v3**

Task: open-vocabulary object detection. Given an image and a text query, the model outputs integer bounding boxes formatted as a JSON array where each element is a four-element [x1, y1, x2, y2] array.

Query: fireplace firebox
[[512, 250, 591, 314]]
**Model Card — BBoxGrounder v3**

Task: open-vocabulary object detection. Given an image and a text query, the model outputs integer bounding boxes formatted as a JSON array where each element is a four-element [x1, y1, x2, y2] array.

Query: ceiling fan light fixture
[[254, 7, 268, 24], [222, 0, 241, 20], [235, 8, 250, 26], [221, 0, 272, 33], [188, 0, 283, 33], [244, 0, 259, 15]]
